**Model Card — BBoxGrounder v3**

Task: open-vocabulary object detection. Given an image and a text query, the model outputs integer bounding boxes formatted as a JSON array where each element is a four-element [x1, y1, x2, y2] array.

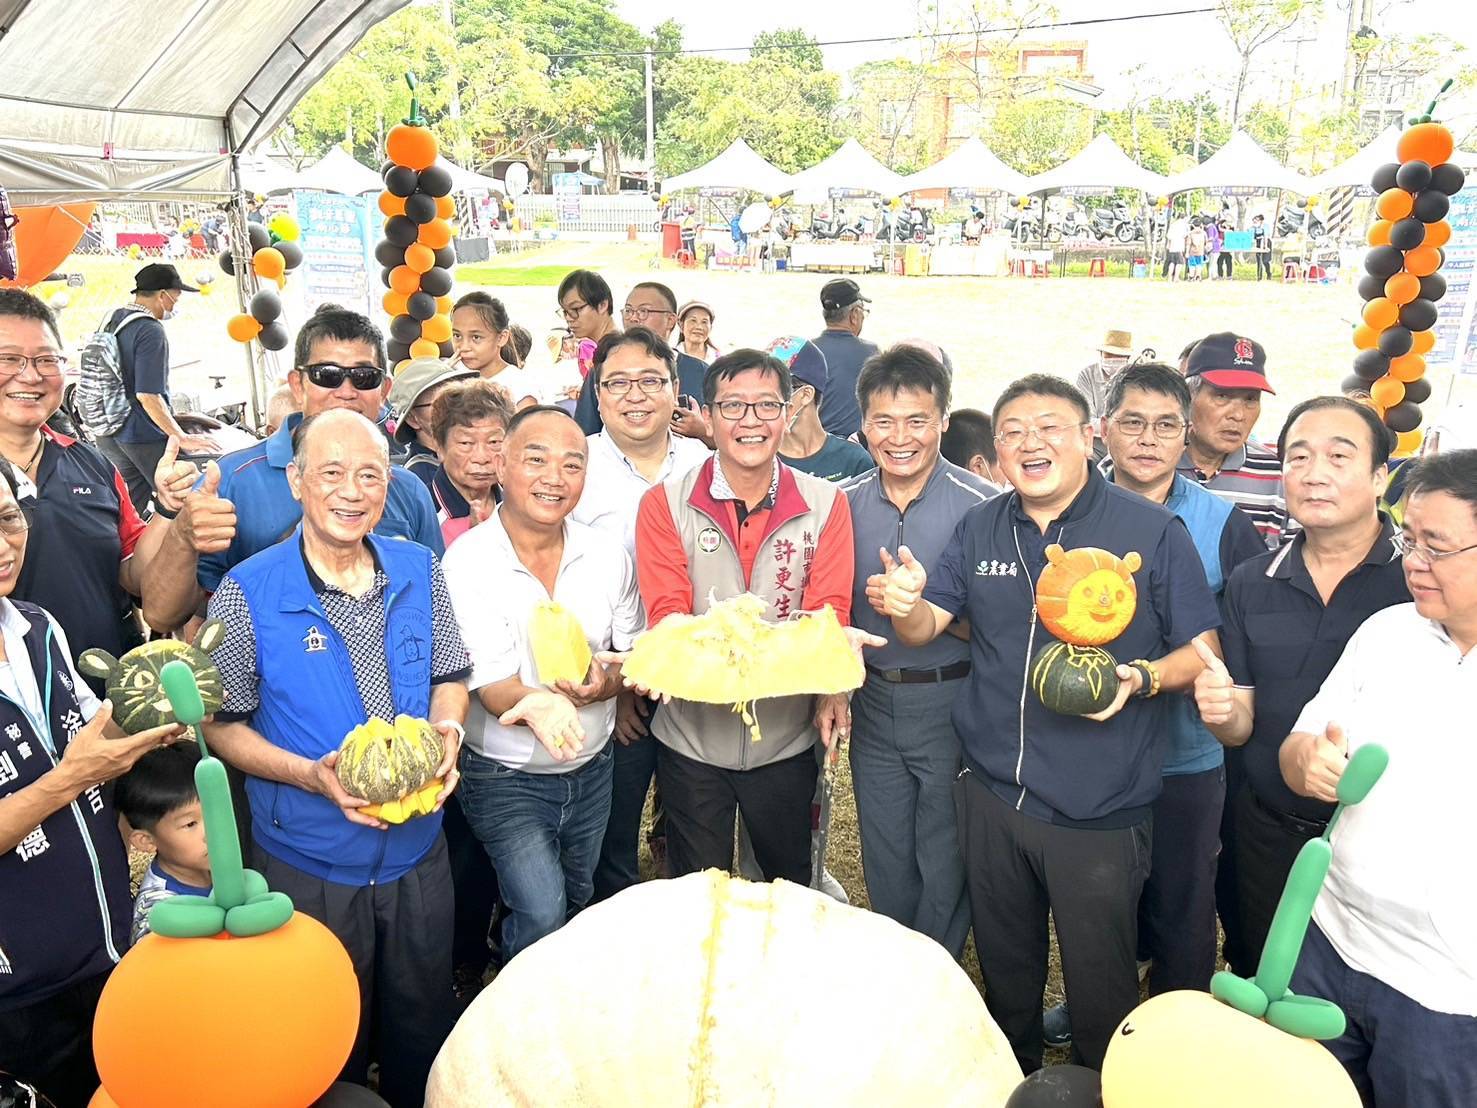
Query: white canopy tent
[[787, 139, 907, 204], [443, 159, 505, 194], [292, 146, 382, 194], [898, 137, 1030, 196], [0, 0, 411, 204], [1308, 124, 1477, 193], [661, 138, 793, 196], [1021, 133, 1170, 196], [1162, 131, 1313, 195], [239, 156, 309, 195]]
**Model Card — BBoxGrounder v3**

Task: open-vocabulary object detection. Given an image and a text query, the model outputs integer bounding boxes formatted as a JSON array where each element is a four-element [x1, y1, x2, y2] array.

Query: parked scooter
[[1089, 201, 1142, 243]]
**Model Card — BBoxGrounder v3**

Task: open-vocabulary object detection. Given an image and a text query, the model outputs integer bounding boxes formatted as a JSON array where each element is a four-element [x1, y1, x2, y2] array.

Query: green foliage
[[990, 98, 1091, 174], [1097, 94, 1231, 174], [1241, 102, 1291, 162], [752, 28, 825, 72]]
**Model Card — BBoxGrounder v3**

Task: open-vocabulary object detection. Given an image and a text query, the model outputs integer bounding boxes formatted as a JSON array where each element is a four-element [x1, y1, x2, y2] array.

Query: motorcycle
[[1089, 202, 1142, 243], [1277, 204, 1326, 240], [799, 212, 865, 243], [1060, 204, 1094, 240], [1005, 203, 1063, 243], [882, 206, 933, 244]]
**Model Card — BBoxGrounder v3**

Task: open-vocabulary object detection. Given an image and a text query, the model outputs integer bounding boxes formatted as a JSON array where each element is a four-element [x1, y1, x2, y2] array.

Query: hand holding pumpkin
[[308, 749, 389, 829], [56, 701, 186, 791], [554, 655, 620, 709], [598, 647, 672, 704], [1193, 638, 1236, 725], [879, 546, 927, 618], [1081, 664, 1142, 723], [499, 688, 585, 760]]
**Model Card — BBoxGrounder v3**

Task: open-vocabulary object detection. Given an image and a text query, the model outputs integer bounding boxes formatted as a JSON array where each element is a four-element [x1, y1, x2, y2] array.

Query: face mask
[[161, 295, 178, 320]]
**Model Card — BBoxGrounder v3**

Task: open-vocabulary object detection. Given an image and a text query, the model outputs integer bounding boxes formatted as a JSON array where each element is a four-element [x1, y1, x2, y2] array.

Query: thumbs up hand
[[1294, 721, 1350, 804], [174, 461, 237, 555], [879, 545, 928, 619], [1192, 637, 1236, 725], [152, 436, 201, 515]]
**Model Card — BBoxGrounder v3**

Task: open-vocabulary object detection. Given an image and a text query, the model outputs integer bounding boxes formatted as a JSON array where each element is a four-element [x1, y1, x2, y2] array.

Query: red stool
[[1088, 257, 1106, 277], [1282, 259, 1302, 283], [676, 249, 695, 269]]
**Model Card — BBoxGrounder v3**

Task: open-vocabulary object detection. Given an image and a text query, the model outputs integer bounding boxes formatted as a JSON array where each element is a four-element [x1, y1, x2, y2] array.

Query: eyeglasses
[[1393, 532, 1477, 566], [713, 399, 787, 421], [600, 375, 672, 397], [864, 416, 939, 436], [0, 353, 67, 378], [557, 302, 590, 322], [1110, 416, 1187, 440], [621, 306, 675, 323], [994, 422, 1087, 449], [301, 363, 386, 391], [0, 506, 33, 535]]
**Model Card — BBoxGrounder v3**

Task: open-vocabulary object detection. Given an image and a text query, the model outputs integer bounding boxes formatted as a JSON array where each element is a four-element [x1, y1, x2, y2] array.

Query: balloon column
[[1351, 81, 1465, 457], [221, 213, 302, 353], [374, 72, 457, 370]]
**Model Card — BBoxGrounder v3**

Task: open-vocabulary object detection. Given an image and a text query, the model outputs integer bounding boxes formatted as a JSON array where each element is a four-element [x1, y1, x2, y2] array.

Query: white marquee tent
[[443, 159, 506, 194], [292, 146, 383, 194], [899, 137, 1030, 196], [787, 139, 907, 204], [661, 138, 794, 196], [239, 156, 309, 196], [1308, 124, 1477, 193], [1021, 133, 1170, 196], [1162, 131, 1314, 195]]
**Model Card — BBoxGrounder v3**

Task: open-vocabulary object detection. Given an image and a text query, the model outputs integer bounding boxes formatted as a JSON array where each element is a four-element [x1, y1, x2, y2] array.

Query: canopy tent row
[[897, 137, 1030, 196], [787, 139, 907, 204], [661, 138, 794, 196], [291, 145, 383, 194], [1021, 133, 1171, 197], [1162, 131, 1314, 196]]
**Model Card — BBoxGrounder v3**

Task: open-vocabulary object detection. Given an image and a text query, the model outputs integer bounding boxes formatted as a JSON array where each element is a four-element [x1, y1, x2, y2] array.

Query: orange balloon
[[1353, 323, 1380, 351], [1376, 188, 1414, 221], [252, 247, 286, 280], [404, 242, 436, 274], [1425, 220, 1451, 248], [435, 295, 454, 315], [379, 191, 406, 218], [394, 357, 414, 374], [1366, 220, 1392, 247], [93, 914, 358, 1108], [383, 290, 409, 316], [418, 219, 454, 249], [386, 123, 439, 171], [1362, 297, 1399, 329], [436, 195, 456, 219], [1412, 329, 1436, 355], [1395, 429, 1425, 457], [410, 337, 440, 358], [226, 314, 262, 343], [1405, 245, 1441, 277], [1389, 353, 1426, 382], [1385, 272, 1420, 305], [0, 203, 96, 289], [1369, 375, 1405, 408], [89, 1087, 121, 1107], [389, 265, 421, 295], [1397, 122, 1454, 167], [421, 313, 453, 344]]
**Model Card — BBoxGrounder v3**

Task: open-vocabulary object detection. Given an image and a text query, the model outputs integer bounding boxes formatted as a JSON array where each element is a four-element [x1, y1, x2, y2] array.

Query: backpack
[[0, 186, 16, 282], [77, 307, 150, 437]]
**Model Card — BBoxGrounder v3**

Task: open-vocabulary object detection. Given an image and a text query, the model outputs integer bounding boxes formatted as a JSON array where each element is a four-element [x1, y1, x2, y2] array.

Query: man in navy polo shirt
[[881, 373, 1221, 1072], [141, 306, 442, 632], [1193, 395, 1408, 973], [812, 279, 878, 439]]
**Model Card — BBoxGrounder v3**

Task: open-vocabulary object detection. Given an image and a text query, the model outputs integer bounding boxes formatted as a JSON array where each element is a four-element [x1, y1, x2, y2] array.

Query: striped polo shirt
[[1177, 440, 1289, 550]]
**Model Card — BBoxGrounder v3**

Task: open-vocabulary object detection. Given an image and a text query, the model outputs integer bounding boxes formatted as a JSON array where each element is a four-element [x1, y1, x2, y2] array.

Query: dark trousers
[[442, 792, 499, 969], [1216, 751, 1250, 973], [656, 742, 816, 885], [957, 770, 1150, 1072], [1255, 251, 1272, 280], [592, 724, 658, 902], [1292, 924, 1477, 1107], [1137, 765, 1224, 994], [1216, 251, 1233, 277], [0, 971, 109, 1108], [257, 836, 454, 1108], [1234, 785, 1320, 972], [95, 434, 168, 516]]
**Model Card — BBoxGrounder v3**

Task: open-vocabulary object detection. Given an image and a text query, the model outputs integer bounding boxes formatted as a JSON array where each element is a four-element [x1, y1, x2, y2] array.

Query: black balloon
[[384, 215, 418, 247], [419, 266, 453, 297], [387, 339, 412, 364], [1370, 162, 1400, 193], [1389, 218, 1425, 251], [384, 165, 419, 197], [417, 163, 454, 198], [1357, 273, 1386, 301], [218, 249, 236, 276], [1342, 373, 1372, 396], [1420, 273, 1447, 302], [249, 289, 282, 324], [404, 192, 438, 224], [1400, 298, 1438, 332], [374, 240, 405, 268], [1005, 1066, 1102, 1107], [1384, 401, 1423, 433], [1396, 160, 1432, 192], [1431, 162, 1465, 196], [1364, 245, 1404, 278], [258, 321, 290, 351], [1353, 348, 1390, 381], [380, 266, 395, 287], [407, 291, 437, 321], [276, 240, 304, 270], [389, 314, 422, 344], [434, 244, 457, 269], [438, 340, 455, 359], [1404, 377, 1432, 405], [1378, 326, 1414, 357], [247, 223, 272, 252], [1413, 190, 1450, 223]]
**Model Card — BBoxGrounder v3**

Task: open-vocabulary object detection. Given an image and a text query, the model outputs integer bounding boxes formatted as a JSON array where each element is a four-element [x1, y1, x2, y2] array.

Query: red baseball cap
[[1185, 332, 1274, 393]]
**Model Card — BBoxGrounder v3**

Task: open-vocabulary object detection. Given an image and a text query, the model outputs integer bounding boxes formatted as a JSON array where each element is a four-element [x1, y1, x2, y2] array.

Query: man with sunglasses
[[141, 305, 441, 633]]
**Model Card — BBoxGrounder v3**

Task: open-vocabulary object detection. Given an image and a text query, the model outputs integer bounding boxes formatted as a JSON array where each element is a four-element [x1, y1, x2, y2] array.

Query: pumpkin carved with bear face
[[1035, 544, 1142, 647], [78, 620, 225, 734]]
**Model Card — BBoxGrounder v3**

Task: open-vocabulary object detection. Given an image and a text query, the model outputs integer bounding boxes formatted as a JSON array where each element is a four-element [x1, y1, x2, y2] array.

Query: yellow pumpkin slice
[[529, 600, 593, 686]]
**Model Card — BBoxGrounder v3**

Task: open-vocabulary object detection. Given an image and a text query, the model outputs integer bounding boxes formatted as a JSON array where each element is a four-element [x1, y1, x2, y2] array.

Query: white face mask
[[160, 294, 179, 320]]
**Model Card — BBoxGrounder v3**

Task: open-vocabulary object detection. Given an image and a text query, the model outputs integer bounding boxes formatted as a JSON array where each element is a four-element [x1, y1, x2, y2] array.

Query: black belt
[[865, 661, 971, 685], [1248, 788, 1328, 838]]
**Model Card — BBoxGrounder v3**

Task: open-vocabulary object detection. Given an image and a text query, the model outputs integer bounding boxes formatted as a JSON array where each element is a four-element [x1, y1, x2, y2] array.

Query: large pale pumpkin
[[1035, 544, 1141, 647], [529, 600, 592, 686], [77, 620, 226, 734], [426, 871, 1022, 1106], [335, 715, 443, 816]]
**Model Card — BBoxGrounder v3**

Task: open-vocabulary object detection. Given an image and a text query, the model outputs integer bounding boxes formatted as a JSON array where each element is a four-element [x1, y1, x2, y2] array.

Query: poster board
[[291, 191, 376, 321]]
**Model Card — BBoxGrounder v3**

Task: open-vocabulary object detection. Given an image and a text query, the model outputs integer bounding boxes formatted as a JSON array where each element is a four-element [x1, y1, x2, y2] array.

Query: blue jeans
[[1291, 923, 1477, 1107], [457, 743, 614, 962]]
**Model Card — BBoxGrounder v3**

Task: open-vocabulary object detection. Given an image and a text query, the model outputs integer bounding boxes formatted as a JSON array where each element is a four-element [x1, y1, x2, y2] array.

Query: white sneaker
[[819, 865, 849, 904]]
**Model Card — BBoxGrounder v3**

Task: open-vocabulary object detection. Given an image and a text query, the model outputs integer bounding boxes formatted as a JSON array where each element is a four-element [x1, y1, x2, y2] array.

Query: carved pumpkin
[[426, 871, 1022, 1106], [77, 620, 225, 734], [529, 600, 592, 686], [335, 715, 443, 818], [1030, 642, 1120, 716], [1035, 544, 1142, 646]]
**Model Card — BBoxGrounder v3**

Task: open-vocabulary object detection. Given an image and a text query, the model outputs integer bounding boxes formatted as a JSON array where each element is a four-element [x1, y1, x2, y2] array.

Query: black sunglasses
[[301, 363, 386, 391]]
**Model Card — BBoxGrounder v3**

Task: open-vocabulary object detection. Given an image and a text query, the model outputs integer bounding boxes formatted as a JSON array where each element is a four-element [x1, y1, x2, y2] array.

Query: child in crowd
[[114, 745, 212, 945]]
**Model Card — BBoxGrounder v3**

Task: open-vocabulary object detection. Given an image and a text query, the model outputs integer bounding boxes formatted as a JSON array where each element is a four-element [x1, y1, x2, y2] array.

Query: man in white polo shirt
[[1281, 449, 1477, 1107], [442, 406, 644, 961]]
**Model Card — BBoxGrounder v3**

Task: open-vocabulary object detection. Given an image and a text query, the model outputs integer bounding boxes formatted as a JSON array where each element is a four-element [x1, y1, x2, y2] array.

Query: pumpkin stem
[[403, 71, 424, 127]]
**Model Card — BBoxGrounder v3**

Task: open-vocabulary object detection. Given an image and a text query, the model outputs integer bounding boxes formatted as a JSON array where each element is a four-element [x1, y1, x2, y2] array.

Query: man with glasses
[[1278, 449, 1477, 1107], [1180, 333, 1288, 550], [632, 350, 856, 885], [1193, 396, 1408, 975], [771, 336, 874, 482], [878, 373, 1220, 1072], [812, 279, 879, 440], [141, 305, 442, 633]]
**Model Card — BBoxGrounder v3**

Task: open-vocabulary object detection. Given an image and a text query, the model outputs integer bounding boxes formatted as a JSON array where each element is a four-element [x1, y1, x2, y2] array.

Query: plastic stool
[[1282, 260, 1302, 283], [1088, 257, 1107, 277], [676, 249, 695, 269]]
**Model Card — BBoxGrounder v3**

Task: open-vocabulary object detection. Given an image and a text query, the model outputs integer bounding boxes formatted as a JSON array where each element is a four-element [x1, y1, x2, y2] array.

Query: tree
[[990, 98, 1090, 174], [752, 28, 824, 72], [1216, 0, 1321, 129]]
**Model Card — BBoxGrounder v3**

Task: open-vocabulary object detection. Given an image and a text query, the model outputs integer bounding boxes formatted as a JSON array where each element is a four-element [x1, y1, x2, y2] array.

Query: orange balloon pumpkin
[[1389, 353, 1426, 382], [379, 191, 406, 218], [389, 265, 421, 295], [1361, 297, 1398, 329], [410, 337, 440, 358], [405, 242, 436, 274], [1375, 188, 1414, 221], [1352, 324, 1379, 351], [1035, 544, 1142, 647], [1369, 375, 1405, 409], [226, 314, 262, 343], [1384, 272, 1420, 305], [92, 913, 358, 1108], [386, 123, 439, 171], [383, 290, 409, 316], [421, 313, 453, 344], [1425, 220, 1451, 248], [1404, 245, 1441, 277], [1397, 122, 1454, 167], [1412, 330, 1436, 355], [418, 219, 454, 249], [1366, 220, 1392, 247]]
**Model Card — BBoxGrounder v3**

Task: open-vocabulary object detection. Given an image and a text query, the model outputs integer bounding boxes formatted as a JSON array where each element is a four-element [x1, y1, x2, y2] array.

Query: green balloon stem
[[404, 70, 423, 126], [1253, 837, 1332, 1003], [196, 757, 246, 910]]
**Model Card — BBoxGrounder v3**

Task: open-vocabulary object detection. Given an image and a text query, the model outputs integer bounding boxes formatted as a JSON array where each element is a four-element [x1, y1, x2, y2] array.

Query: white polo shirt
[[1293, 603, 1477, 1015], [571, 430, 710, 557], [442, 509, 644, 773]]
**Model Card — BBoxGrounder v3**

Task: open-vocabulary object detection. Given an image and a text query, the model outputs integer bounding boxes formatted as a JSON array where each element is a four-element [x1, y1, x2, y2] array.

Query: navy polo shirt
[[924, 466, 1221, 826], [812, 329, 880, 439], [1220, 516, 1408, 823], [111, 307, 170, 444]]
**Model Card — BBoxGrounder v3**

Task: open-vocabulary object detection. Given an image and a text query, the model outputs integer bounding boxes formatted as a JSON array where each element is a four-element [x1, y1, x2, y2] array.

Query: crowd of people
[[0, 262, 1473, 1108]]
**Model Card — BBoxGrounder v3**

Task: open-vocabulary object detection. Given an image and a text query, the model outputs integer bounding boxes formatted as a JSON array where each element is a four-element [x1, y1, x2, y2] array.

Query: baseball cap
[[132, 263, 197, 294], [819, 278, 869, 312], [388, 358, 477, 442], [677, 300, 714, 323], [765, 336, 829, 394], [1185, 332, 1274, 394]]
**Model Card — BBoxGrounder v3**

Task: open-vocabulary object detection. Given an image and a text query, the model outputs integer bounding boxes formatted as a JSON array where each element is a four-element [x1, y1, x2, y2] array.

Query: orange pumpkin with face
[[1035, 544, 1142, 646]]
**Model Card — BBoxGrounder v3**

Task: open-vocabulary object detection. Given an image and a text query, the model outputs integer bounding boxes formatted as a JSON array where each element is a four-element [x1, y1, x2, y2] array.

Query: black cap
[[820, 278, 869, 312], [132, 263, 197, 294], [1185, 332, 1274, 394]]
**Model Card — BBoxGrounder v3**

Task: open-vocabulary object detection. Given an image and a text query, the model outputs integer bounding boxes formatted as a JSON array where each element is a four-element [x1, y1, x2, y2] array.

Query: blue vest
[[227, 533, 439, 886]]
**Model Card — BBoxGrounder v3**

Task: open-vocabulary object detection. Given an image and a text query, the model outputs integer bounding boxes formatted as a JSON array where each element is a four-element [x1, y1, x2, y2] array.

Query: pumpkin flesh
[[335, 716, 444, 809]]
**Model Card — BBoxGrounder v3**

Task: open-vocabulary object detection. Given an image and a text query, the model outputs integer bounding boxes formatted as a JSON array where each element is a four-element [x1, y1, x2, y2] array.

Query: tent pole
[[226, 144, 265, 431]]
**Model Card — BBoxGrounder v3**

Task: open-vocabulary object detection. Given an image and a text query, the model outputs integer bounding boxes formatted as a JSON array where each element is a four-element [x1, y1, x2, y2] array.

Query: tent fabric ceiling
[[0, 0, 409, 203]]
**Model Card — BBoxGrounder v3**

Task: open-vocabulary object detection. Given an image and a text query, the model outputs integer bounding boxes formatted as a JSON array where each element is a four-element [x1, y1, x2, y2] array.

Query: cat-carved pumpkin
[[335, 715, 444, 823], [77, 620, 225, 734], [1035, 544, 1142, 647]]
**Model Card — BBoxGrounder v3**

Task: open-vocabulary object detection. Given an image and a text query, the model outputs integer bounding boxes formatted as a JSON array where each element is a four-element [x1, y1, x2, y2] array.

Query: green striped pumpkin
[[1030, 641, 1119, 716], [336, 715, 444, 804], [78, 620, 225, 734]]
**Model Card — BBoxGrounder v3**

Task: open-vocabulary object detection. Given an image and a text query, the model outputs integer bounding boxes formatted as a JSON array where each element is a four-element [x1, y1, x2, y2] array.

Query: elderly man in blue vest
[[204, 409, 470, 1108]]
